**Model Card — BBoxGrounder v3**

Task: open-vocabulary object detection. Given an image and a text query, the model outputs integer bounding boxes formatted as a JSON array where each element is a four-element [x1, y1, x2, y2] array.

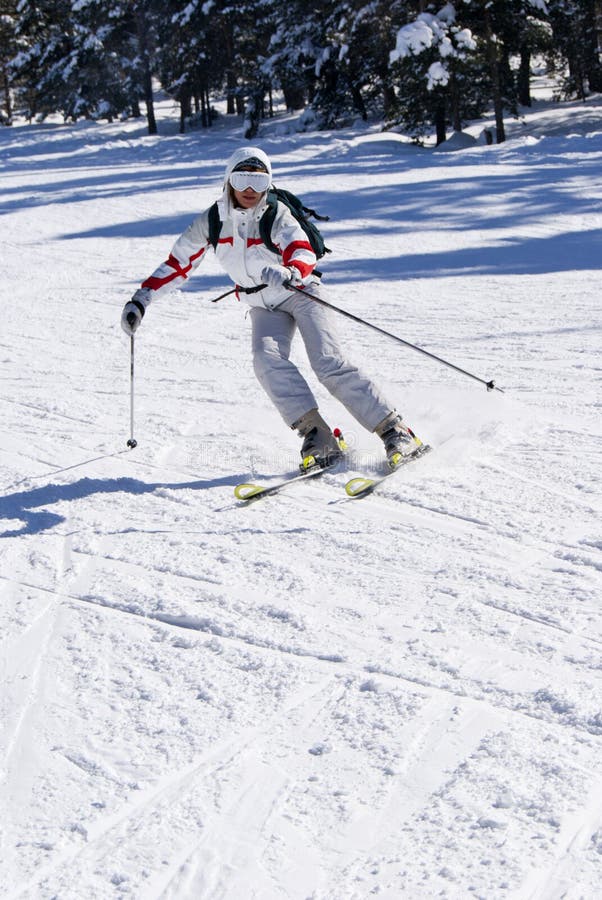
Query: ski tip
[[345, 476, 375, 498], [234, 483, 266, 501]]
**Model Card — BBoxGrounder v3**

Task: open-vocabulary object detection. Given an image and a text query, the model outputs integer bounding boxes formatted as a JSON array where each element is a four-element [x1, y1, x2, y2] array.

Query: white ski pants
[[250, 289, 392, 431]]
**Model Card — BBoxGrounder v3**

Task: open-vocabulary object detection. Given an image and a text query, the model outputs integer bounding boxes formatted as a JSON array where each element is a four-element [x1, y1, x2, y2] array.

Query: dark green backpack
[[207, 186, 331, 259]]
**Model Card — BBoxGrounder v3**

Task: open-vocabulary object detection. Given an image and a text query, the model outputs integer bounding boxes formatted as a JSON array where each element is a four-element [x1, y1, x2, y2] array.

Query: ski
[[234, 461, 332, 503], [344, 444, 432, 499], [235, 430, 348, 504]]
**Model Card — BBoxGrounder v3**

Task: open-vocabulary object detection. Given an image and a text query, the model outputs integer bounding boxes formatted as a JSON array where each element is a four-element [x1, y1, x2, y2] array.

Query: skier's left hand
[[260, 265, 303, 289]]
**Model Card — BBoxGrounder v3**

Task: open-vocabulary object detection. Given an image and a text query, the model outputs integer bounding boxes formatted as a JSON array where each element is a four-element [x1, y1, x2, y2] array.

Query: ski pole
[[210, 273, 322, 304], [211, 287, 238, 303], [211, 284, 266, 303], [286, 283, 503, 393], [126, 322, 138, 448]]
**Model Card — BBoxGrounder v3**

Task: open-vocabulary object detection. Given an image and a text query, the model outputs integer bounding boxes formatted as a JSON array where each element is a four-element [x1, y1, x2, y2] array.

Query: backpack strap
[[298, 202, 329, 222], [258, 190, 280, 256], [272, 186, 330, 223], [210, 195, 283, 257], [207, 201, 222, 250]]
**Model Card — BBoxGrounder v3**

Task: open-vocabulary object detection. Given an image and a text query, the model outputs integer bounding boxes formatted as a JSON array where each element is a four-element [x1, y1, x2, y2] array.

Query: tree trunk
[[569, 56, 587, 99], [484, 6, 505, 143], [283, 83, 306, 110], [226, 70, 236, 114], [135, 7, 157, 135], [179, 92, 191, 133], [2, 63, 12, 124], [587, 0, 602, 91], [434, 99, 446, 145], [517, 47, 531, 106], [244, 91, 264, 138], [350, 83, 367, 120], [595, 0, 602, 61], [450, 72, 461, 131], [143, 62, 157, 135], [382, 82, 397, 119]]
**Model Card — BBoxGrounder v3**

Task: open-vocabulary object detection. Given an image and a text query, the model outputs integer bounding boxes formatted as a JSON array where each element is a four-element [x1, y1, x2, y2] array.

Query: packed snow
[[1, 87, 601, 900]]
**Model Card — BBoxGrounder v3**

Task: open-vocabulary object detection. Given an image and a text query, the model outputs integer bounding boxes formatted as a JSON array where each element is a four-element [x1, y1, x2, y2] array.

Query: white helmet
[[223, 146, 272, 184]]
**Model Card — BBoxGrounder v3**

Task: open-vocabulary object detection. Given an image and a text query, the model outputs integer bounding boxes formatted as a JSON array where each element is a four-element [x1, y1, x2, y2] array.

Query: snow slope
[[1, 91, 601, 899]]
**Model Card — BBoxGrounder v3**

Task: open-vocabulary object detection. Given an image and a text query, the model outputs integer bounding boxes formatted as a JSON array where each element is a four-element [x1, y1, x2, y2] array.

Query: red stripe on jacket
[[142, 249, 205, 290], [282, 240, 315, 278]]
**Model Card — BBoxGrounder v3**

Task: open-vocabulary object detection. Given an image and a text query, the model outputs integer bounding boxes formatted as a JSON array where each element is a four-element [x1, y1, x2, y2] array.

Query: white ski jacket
[[140, 147, 318, 310], [141, 195, 317, 310]]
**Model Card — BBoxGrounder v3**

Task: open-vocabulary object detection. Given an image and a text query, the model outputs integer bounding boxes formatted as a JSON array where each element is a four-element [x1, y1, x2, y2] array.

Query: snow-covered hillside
[[1, 91, 601, 900]]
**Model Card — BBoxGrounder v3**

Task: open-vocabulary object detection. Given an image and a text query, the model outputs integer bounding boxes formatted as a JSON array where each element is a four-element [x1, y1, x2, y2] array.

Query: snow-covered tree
[[227, 0, 275, 136], [547, 0, 602, 97], [389, 3, 480, 143], [10, 0, 161, 128], [11, 0, 74, 120], [0, 0, 19, 123], [180, 0, 276, 136], [460, 0, 550, 141], [389, 1, 550, 144], [53, 0, 132, 122], [7, 0, 602, 144], [263, 0, 324, 112], [307, 0, 410, 128], [158, 0, 214, 132]]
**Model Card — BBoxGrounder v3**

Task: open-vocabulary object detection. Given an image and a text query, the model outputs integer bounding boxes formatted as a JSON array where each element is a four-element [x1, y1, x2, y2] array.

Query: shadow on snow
[[0, 475, 244, 538]]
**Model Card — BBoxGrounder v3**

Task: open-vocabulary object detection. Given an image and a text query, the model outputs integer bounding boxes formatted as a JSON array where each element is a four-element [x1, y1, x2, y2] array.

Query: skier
[[121, 146, 421, 469]]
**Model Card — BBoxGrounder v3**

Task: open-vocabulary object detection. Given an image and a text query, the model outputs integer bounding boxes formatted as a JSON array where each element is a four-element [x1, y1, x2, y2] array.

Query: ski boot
[[375, 412, 423, 469], [293, 409, 346, 471]]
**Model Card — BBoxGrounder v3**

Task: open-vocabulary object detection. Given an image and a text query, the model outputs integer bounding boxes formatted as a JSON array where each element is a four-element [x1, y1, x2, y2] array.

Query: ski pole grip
[[127, 311, 137, 328]]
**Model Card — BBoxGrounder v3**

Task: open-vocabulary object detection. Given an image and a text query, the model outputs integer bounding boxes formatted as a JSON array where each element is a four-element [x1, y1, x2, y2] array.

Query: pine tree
[[179, 0, 275, 135], [388, 3, 483, 143], [227, 0, 275, 137], [56, 0, 132, 122], [264, 0, 324, 112], [11, 0, 74, 120], [322, 1, 410, 123], [308, 0, 408, 128], [6, 0, 597, 144], [547, 0, 602, 97], [159, 0, 224, 132], [112, 0, 163, 134], [450, 0, 549, 143], [0, 0, 19, 123]]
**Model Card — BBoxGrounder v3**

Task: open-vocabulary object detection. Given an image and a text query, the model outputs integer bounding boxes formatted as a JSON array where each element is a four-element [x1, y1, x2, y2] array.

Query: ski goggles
[[229, 170, 270, 193]]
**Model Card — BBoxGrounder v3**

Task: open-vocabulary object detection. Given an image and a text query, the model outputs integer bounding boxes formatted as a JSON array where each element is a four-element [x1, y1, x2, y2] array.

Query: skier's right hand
[[121, 289, 150, 335]]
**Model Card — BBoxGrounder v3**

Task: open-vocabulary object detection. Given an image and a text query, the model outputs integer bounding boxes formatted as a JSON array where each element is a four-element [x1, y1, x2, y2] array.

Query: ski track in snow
[[1, 93, 602, 898]]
